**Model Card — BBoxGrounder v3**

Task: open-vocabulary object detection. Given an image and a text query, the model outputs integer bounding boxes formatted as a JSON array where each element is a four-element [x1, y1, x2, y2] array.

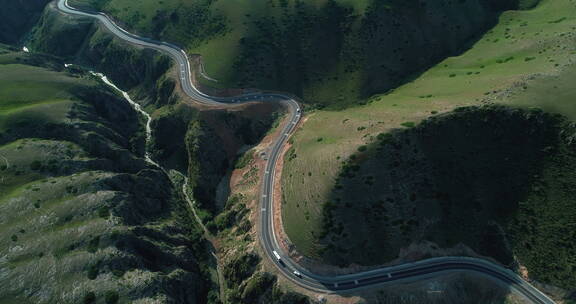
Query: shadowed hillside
[[0, 0, 51, 44], [67, 0, 538, 109], [318, 105, 576, 290]]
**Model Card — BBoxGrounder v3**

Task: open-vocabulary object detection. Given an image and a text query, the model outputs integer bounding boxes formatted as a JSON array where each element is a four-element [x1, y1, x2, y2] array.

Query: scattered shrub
[[223, 253, 260, 284], [237, 219, 252, 234], [30, 160, 42, 171], [235, 151, 254, 169], [496, 56, 514, 64], [105, 291, 119, 304], [87, 236, 100, 253], [214, 210, 237, 231], [206, 221, 217, 234], [241, 272, 276, 303], [548, 17, 567, 24], [87, 263, 99, 280], [111, 268, 125, 278], [98, 206, 110, 218], [83, 292, 96, 304]]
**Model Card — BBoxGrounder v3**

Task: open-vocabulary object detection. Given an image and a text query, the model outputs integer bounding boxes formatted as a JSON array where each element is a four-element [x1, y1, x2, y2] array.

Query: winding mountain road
[[54, 1, 556, 303]]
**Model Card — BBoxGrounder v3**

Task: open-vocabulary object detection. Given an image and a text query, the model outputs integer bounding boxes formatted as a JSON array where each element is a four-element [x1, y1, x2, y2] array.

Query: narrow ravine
[[89, 72, 159, 167], [88, 70, 227, 303]]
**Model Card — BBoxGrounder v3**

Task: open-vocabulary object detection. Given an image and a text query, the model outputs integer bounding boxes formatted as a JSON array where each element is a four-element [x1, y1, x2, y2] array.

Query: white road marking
[[261, 208, 266, 212], [262, 194, 267, 198]]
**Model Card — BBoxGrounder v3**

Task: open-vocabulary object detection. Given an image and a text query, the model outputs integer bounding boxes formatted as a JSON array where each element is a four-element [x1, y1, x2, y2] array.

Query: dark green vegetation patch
[[320, 105, 576, 289], [0, 0, 51, 44], [230, 0, 523, 108], [67, 0, 540, 109]]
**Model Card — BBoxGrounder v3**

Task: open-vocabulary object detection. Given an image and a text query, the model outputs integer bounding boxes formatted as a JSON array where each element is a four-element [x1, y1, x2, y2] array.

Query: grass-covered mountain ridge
[[0, 47, 214, 303], [318, 105, 576, 289], [69, 0, 540, 109]]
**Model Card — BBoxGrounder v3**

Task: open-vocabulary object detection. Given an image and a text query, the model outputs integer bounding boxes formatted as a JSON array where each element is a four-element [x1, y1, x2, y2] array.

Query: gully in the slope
[[83, 68, 226, 300]]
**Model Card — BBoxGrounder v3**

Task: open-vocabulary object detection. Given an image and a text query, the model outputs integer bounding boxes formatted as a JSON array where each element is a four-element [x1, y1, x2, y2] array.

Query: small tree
[[83, 292, 96, 304], [105, 291, 119, 304]]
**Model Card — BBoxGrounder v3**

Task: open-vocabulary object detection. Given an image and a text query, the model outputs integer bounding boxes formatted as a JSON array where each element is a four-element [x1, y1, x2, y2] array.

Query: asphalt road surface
[[54, 1, 556, 302]]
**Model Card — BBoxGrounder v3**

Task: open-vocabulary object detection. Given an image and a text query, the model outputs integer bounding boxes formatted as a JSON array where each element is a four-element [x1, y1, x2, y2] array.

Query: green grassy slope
[[0, 64, 77, 135], [318, 105, 576, 289], [281, 0, 576, 282], [2, 4, 309, 302], [0, 50, 214, 304], [67, 0, 528, 109]]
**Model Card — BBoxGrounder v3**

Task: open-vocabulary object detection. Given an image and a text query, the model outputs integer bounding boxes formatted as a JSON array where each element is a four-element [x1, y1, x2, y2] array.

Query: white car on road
[[273, 250, 281, 261]]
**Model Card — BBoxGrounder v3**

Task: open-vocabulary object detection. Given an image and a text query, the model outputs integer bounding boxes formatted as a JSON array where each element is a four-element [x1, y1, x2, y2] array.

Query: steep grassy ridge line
[[281, 0, 576, 263], [68, 0, 527, 109], [0, 51, 214, 304], [318, 105, 576, 290]]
